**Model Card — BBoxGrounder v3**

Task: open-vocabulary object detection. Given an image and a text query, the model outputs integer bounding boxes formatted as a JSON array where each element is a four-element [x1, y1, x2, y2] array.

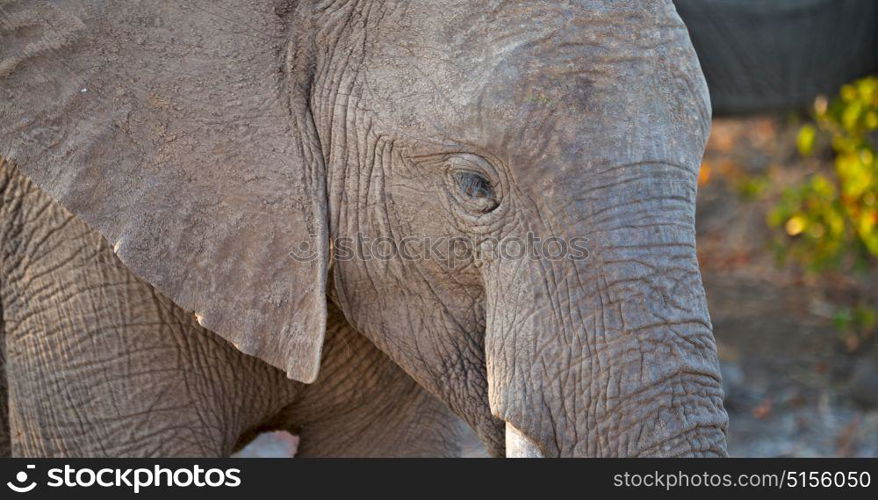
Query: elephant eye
[[455, 171, 492, 200], [452, 170, 498, 213], [437, 153, 502, 215]]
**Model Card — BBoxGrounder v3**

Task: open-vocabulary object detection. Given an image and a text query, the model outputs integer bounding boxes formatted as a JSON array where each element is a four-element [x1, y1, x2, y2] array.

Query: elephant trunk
[[485, 162, 728, 457]]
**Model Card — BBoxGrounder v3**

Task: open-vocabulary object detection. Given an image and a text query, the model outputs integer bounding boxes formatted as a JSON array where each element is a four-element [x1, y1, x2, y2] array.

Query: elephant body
[[0, 159, 466, 457], [0, 0, 728, 457]]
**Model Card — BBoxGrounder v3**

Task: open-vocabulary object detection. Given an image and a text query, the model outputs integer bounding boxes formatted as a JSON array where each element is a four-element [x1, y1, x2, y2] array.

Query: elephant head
[[0, 0, 727, 456]]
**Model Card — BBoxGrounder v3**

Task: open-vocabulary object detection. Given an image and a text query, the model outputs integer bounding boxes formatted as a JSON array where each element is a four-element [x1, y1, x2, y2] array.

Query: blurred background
[[677, 0, 878, 457], [241, 0, 878, 457]]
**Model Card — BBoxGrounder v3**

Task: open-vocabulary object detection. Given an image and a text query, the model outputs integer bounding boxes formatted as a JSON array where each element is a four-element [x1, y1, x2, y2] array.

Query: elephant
[[0, 0, 728, 457]]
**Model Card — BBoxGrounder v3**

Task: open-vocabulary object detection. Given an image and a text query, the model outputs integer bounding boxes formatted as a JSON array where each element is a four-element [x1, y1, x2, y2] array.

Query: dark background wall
[[675, 0, 878, 114]]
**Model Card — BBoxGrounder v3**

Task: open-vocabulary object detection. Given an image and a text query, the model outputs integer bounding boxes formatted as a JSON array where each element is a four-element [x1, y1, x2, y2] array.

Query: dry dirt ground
[[238, 115, 878, 458]]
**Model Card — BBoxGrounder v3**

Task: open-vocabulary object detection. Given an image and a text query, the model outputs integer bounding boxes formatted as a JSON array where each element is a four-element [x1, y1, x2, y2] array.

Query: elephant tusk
[[505, 422, 544, 458], [328, 237, 335, 271]]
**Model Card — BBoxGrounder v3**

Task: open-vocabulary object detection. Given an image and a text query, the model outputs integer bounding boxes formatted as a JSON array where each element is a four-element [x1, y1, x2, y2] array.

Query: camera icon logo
[[6, 464, 37, 493]]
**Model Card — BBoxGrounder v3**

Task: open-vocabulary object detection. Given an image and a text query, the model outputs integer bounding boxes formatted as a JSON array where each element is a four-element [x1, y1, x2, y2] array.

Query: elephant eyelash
[[450, 170, 499, 213], [454, 171, 493, 200], [421, 152, 504, 217]]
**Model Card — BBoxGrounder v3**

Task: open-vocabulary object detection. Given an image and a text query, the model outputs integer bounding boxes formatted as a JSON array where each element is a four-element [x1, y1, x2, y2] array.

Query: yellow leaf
[[785, 216, 806, 236], [797, 125, 816, 156]]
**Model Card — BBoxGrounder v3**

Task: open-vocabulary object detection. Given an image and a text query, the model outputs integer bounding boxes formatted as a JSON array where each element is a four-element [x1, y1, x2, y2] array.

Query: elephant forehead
[[358, 0, 708, 170]]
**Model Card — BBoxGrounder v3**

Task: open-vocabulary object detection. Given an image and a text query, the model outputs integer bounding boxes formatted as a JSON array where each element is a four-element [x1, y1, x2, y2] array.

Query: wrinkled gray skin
[[0, 0, 727, 457], [0, 159, 467, 457]]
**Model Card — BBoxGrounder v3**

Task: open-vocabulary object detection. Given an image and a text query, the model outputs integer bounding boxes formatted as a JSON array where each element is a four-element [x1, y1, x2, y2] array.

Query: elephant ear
[[0, 0, 328, 382]]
